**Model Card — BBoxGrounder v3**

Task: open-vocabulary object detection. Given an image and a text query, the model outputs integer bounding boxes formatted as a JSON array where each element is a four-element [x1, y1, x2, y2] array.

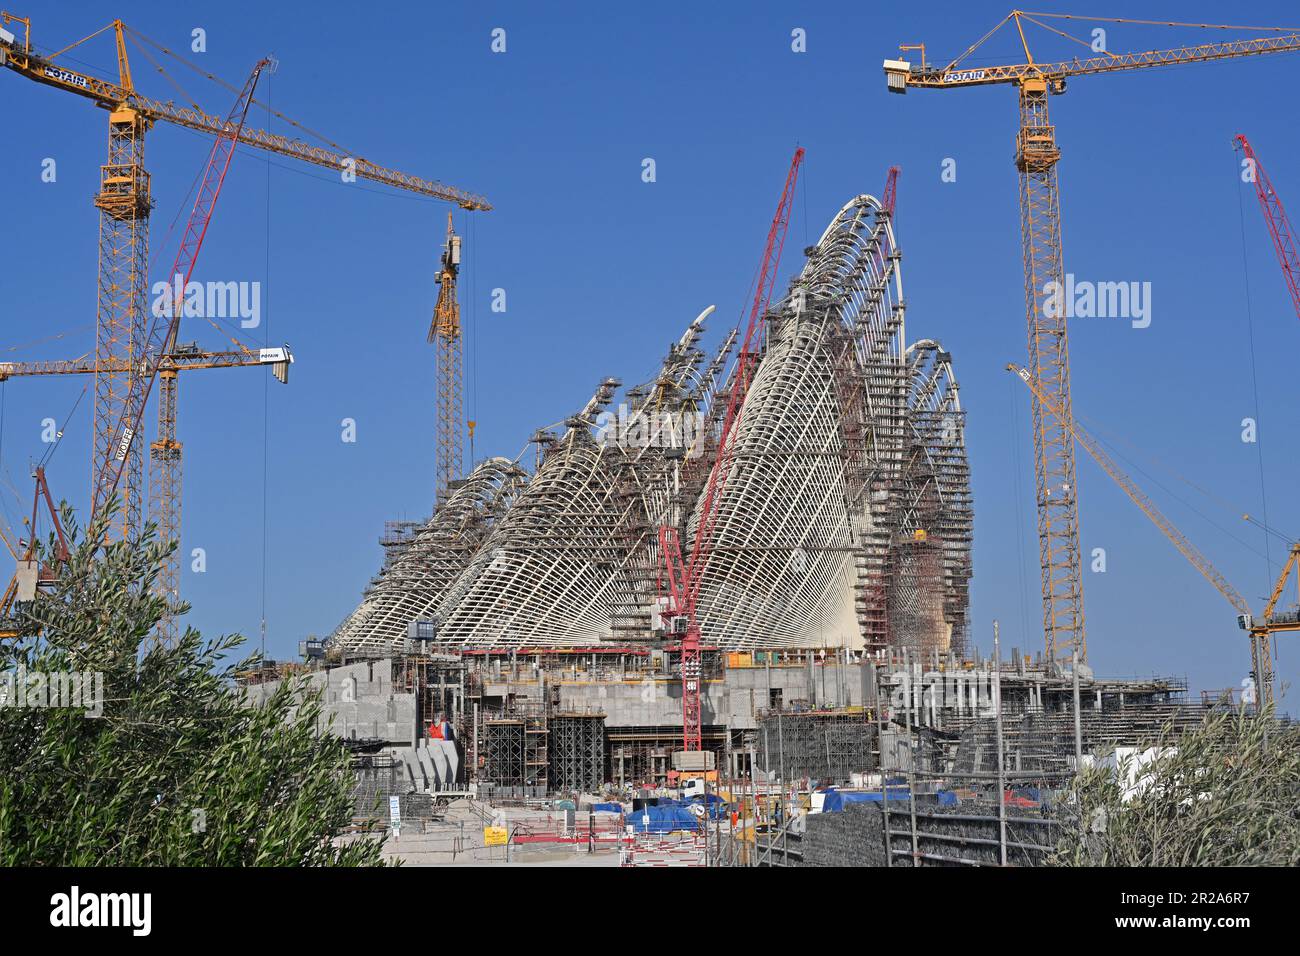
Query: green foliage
[[1052, 705, 1300, 867], [0, 503, 386, 866]]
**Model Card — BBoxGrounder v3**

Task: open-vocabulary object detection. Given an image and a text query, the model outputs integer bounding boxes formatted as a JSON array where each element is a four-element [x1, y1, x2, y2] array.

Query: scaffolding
[[754, 708, 875, 784], [395, 654, 466, 741], [609, 725, 727, 788], [327, 458, 527, 651], [524, 704, 549, 793], [944, 703, 1212, 776], [481, 719, 525, 789], [549, 713, 607, 793]]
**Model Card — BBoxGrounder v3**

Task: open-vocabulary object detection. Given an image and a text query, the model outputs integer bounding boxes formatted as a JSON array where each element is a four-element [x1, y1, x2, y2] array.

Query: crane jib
[[42, 64, 89, 89]]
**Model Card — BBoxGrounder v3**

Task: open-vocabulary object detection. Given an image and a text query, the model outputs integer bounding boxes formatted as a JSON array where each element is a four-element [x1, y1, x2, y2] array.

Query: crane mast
[[0, 14, 490, 554], [1016, 74, 1086, 664], [430, 213, 464, 503], [90, 19, 151, 541], [1009, 364, 1282, 710], [0, 347, 292, 642], [886, 11, 1300, 663], [96, 58, 269, 535]]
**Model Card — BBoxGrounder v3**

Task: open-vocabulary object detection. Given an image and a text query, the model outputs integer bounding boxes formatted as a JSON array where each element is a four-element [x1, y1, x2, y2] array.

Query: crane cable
[[1244, 513, 1296, 546], [475, 210, 480, 457], [1234, 143, 1284, 668], [260, 72, 274, 662], [1, 327, 94, 356], [1007, 375, 1034, 653], [36, 385, 87, 471], [0, 382, 13, 546], [125, 26, 358, 157], [1075, 414, 1269, 563], [124, 32, 203, 113], [1233, 145, 1276, 586]]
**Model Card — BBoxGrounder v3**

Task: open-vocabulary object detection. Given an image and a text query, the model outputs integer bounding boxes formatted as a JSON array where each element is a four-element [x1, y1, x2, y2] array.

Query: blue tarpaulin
[[592, 802, 624, 814], [821, 788, 911, 812], [629, 803, 701, 833], [936, 790, 959, 807], [687, 794, 728, 819]]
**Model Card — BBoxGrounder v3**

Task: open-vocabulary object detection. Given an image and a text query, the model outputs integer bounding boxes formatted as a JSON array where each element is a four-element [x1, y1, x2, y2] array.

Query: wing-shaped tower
[[327, 457, 527, 653], [687, 195, 907, 648], [685, 194, 972, 652]]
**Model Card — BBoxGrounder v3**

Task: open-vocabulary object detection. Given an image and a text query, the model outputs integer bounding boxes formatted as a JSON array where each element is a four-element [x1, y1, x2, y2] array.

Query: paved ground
[[376, 832, 621, 867], [340, 798, 625, 867]]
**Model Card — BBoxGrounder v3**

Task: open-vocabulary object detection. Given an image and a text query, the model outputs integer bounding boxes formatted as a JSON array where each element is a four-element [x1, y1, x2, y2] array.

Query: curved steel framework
[[329, 194, 972, 654], [893, 341, 973, 654], [432, 308, 729, 646], [433, 394, 639, 646], [328, 457, 526, 649], [686, 194, 971, 651]]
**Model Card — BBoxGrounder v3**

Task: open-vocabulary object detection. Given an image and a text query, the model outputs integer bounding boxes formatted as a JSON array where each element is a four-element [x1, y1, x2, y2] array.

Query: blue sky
[[3, 0, 1300, 707]]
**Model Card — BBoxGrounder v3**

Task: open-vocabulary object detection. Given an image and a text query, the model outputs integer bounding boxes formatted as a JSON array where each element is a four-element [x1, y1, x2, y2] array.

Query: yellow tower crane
[[0, 14, 490, 543], [429, 213, 464, 503], [0, 346, 292, 641], [1009, 364, 1288, 711], [886, 12, 1300, 663]]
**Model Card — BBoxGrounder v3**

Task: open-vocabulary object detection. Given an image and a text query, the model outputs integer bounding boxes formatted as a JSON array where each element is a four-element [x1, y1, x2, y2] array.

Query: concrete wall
[[553, 662, 861, 730], [245, 658, 418, 745]]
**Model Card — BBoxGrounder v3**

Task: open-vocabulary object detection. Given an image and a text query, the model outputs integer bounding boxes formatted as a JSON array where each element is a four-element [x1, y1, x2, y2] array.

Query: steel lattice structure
[[328, 192, 972, 655], [328, 457, 525, 649], [900, 341, 973, 654], [431, 213, 464, 503], [93, 101, 151, 539]]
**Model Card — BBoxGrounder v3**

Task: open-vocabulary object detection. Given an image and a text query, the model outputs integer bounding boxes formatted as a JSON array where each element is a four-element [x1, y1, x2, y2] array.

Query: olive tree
[[0, 504, 385, 866]]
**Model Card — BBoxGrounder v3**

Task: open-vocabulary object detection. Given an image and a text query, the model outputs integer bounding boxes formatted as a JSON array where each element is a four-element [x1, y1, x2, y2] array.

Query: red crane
[[0, 466, 70, 638], [1236, 134, 1300, 321], [882, 165, 900, 216], [93, 58, 271, 526], [659, 147, 804, 752]]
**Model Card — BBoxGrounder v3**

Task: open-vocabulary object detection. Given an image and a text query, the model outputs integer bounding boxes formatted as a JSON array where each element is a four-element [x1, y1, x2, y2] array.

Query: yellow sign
[[483, 826, 508, 847]]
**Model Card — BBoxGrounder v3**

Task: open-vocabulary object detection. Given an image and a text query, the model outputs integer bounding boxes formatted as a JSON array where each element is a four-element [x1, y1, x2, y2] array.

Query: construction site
[[3, 9, 1300, 869]]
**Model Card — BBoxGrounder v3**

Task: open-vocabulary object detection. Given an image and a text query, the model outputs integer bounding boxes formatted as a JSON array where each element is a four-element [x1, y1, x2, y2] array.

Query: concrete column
[[863, 660, 877, 711]]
